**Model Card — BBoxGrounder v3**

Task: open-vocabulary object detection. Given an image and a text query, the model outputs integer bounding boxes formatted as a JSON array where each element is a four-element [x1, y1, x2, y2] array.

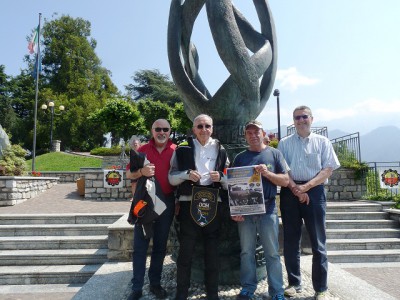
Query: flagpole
[[31, 13, 42, 172]]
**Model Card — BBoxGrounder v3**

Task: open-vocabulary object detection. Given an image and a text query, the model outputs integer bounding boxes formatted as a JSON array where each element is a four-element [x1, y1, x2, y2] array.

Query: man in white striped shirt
[[278, 105, 340, 300]]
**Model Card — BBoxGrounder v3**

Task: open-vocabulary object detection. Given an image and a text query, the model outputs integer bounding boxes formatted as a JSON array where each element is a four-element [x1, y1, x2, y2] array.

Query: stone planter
[[326, 167, 367, 201], [0, 176, 59, 206]]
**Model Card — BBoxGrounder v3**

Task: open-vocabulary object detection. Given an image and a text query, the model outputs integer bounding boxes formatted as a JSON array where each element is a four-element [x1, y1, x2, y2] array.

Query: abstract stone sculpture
[[167, 0, 277, 285], [0, 124, 11, 159], [168, 0, 277, 144]]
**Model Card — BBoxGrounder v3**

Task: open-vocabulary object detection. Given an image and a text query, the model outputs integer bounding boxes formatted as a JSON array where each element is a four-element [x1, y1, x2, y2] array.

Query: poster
[[379, 168, 400, 189], [103, 169, 124, 188], [226, 166, 265, 216]]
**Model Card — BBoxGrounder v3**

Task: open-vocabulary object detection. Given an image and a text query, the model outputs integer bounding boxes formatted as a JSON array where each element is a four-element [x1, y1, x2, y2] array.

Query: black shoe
[[127, 290, 142, 300], [150, 284, 167, 299]]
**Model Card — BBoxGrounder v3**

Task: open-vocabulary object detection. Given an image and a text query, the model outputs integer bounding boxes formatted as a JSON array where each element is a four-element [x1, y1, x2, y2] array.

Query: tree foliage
[[2, 13, 193, 152], [26, 15, 120, 150], [125, 69, 181, 105], [0, 144, 27, 176], [88, 99, 145, 145], [0, 66, 18, 134], [125, 69, 192, 140]]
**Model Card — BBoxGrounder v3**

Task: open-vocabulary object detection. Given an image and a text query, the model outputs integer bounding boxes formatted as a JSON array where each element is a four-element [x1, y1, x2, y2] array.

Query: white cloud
[[313, 98, 400, 122], [276, 67, 320, 91]]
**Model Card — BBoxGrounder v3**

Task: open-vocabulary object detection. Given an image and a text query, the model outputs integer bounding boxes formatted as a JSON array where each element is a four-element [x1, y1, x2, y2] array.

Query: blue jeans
[[131, 193, 175, 292], [237, 209, 284, 297], [280, 185, 328, 293]]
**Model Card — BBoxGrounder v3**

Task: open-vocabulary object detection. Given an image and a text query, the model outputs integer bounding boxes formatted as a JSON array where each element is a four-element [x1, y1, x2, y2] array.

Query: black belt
[[294, 180, 308, 184]]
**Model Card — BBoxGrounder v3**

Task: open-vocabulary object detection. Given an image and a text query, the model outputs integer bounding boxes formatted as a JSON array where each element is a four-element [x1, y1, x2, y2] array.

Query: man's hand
[[188, 170, 201, 182], [231, 215, 245, 222], [210, 171, 221, 182], [141, 163, 155, 177], [290, 184, 310, 205], [297, 192, 310, 205], [255, 164, 270, 178]]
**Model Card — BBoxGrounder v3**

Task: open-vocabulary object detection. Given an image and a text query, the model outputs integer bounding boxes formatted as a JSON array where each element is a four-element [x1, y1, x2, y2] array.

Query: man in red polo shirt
[[127, 119, 176, 300]]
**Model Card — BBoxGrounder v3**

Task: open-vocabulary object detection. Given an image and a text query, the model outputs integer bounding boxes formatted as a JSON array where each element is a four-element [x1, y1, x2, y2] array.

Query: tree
[[88, 99, 145, 145], [0, 65, 17, 134], [35, 15, 119, 150], [125, 69, 192, 141], [137, 99, 175, 131], [171, 102, 192, 141], [125, 69, 181, 105]]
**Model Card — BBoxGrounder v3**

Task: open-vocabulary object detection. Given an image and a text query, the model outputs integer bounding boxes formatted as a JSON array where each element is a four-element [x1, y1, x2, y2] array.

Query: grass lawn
[[26, 152, 102, 171]]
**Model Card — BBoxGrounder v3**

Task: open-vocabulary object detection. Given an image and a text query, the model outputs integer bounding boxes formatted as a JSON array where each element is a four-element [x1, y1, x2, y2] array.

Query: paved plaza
[[0, 183, 399, 300]]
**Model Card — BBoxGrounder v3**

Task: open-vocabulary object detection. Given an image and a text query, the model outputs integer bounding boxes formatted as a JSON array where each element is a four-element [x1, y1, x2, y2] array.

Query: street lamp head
[[41, 104, 47, 110], [48, 101, 55, 107], [273, 89, 280, 97], [59, 105, 65, 111]]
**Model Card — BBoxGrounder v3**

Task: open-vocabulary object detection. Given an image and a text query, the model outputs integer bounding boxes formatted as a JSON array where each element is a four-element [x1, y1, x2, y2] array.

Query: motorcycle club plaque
[[190, 186, 219, 227]]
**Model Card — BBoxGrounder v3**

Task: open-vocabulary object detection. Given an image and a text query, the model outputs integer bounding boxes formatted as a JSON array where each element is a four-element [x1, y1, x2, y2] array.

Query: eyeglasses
[[294, 115, 310, 121], [196, 124, 212, 130], [153, 127, 170, 132]]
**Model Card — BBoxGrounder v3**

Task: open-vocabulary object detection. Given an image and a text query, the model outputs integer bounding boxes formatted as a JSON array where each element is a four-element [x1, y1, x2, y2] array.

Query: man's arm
[[287, 175, 310, 205], [168, 151, 191, 186], [297, 167, 333, 193], [256, 164, 289, 187]]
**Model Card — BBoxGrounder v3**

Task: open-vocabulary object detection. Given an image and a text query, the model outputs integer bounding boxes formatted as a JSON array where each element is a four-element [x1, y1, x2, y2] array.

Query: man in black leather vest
[[169, 114, 229, 300]]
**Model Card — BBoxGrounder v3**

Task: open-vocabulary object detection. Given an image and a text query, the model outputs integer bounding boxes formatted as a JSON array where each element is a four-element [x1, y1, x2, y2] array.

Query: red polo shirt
[[138, 139, 176, 195]]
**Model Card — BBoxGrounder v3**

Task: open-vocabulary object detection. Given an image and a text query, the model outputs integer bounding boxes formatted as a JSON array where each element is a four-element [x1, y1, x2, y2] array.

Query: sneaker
[[314, 291, 327, 300], [271, 294, 286, 300], [236, 290, 254, 300], [284, 285, 302, 297], [127, 290, 142, 300], [149, 285, 167, 299]]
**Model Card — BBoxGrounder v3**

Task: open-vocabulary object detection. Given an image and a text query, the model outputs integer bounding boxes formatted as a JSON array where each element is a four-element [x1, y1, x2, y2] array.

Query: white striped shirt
[[278, 132, 340, 182]]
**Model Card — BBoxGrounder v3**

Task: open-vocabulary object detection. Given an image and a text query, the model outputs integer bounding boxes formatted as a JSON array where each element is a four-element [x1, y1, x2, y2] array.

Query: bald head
[[151, 119, 171, 147]]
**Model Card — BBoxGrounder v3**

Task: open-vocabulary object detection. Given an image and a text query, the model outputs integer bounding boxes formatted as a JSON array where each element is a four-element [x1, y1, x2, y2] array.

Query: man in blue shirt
[[278, 106, 340, 300], [231, 120, 288, 300]]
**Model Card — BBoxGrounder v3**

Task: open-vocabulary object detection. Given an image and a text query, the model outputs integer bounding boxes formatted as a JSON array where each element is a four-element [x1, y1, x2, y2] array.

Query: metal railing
[[331, 132, 362, 163], [286, 125, 328, 137], [362, 162, 400, 198]]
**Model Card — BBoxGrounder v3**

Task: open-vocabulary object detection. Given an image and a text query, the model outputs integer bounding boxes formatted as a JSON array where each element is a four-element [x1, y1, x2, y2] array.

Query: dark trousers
[[280, 185, 328, 293], [176, 201, 221, 298], [131, 193, 175, 292]]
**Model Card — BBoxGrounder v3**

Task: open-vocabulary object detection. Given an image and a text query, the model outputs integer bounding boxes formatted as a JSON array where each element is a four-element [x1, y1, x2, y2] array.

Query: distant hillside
[[270, 125, 399, 163], [360, 126, 400, 162], [328, 129, 350, 140]]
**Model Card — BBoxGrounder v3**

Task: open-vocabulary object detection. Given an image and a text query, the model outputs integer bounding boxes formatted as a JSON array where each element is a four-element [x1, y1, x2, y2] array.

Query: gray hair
[[193, 114, 213, 126], [293, 105, 312, 117]]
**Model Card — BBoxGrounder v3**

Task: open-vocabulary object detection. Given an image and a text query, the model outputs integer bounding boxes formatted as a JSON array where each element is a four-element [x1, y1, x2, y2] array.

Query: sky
[[1, 0, 400, 136]]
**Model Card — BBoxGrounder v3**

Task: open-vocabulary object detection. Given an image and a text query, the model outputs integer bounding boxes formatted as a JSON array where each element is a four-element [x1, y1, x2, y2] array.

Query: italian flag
[[28, 26, 39, 54]]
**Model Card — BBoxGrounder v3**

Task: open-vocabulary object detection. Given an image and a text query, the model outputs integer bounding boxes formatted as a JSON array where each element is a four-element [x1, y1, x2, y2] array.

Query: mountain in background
[[328, 129, 350, 140], [359, 126, 400, 162], [267, 125, 399, 163]]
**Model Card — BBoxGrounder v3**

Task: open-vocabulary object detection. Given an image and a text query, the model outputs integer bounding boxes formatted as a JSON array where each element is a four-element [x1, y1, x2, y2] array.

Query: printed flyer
[[226, 166, 265, 216]]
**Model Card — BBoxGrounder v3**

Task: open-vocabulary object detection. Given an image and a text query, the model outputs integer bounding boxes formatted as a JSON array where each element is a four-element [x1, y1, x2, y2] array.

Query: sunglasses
[[153, 127, 170, 132], [294, 115, 310, 121], [196, 124, 212, 130]]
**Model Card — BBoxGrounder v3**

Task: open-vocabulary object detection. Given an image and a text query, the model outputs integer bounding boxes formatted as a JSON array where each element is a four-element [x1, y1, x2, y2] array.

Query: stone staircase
[[0, 213, 123, 295], [326, 201, 400, 264]]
